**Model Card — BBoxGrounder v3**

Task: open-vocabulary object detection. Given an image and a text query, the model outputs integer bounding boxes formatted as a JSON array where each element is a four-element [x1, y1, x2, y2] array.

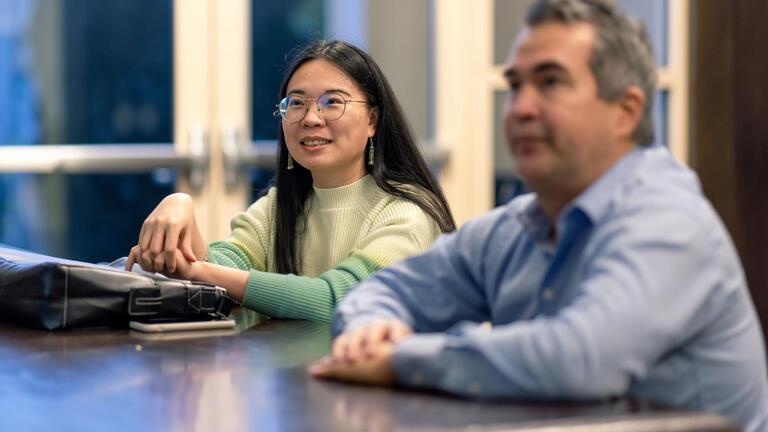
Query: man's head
[[503, 0, 656, 212], [527, 0, 657, 146]]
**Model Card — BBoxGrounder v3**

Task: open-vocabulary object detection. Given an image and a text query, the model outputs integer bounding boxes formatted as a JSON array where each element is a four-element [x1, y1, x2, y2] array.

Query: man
[[309, 1, 768, 430]]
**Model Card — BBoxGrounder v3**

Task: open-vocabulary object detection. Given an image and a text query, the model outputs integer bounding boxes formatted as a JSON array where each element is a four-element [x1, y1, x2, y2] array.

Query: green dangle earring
[[368, 137, 375, 166], [287, 153, 294, 170]]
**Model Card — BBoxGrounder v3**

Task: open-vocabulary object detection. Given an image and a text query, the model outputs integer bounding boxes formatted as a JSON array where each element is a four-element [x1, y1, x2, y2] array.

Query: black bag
[[0, 245, 238, 330]]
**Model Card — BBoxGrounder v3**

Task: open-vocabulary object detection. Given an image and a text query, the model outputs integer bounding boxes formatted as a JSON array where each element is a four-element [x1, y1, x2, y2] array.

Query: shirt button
[[468, 381, 483, 395], [542, 288, 554, 300], [411, 372, 425, 385]]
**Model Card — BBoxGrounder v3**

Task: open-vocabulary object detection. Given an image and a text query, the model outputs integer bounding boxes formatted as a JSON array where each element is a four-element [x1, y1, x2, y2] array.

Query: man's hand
[[308, 341, 397, 385], [309, 319, 413, 385], [332, 319, 413, 364]]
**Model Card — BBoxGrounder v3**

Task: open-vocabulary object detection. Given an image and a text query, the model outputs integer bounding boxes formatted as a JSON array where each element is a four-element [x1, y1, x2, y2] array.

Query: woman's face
[[282, 59, 378, 188]]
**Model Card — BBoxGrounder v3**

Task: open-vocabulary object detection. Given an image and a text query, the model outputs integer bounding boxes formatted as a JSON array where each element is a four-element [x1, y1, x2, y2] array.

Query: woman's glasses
[[277, 92, 369, 123]]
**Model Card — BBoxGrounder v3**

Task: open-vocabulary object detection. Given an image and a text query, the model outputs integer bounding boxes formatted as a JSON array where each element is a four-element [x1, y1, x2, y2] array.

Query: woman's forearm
[[193, 261, 249, 302]]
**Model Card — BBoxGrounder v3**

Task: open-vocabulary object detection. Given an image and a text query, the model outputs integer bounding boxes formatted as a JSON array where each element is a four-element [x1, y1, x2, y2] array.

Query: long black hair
[[272, 40, 455, 274]]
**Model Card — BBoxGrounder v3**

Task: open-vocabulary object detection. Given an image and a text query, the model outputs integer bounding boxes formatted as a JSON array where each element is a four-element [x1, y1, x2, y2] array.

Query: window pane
[[652, 89, 668, 147], [493, 0, 537, 65], [37, 0, 173, 144], [0, 0, 173, 260], [493, 90, 529, 207], [616, 0, 668, 66], [251, 0, 324, 141], [368, 0, 430, 140], [249, 168, 276, 203]]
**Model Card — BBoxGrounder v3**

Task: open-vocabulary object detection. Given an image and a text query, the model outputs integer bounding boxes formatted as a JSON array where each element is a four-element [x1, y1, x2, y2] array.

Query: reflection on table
[[0, 308, 737, 431]]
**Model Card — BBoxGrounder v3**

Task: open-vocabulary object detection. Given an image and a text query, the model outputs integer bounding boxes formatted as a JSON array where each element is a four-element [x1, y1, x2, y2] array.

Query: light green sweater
[[206, 175, 441, 323]]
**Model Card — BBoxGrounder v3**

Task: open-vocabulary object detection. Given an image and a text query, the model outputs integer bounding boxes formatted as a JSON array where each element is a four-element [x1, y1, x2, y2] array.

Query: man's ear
[[368, 107, 379, 137], [614, 85, 645, 141]]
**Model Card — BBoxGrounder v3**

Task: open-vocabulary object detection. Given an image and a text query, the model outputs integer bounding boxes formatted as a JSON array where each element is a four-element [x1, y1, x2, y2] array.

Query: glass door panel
[[0, 0, 173, 261]]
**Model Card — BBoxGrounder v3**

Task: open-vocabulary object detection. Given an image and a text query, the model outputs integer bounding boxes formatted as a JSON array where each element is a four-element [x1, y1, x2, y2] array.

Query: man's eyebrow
[[503, 61, 568, 80], [533, 61, 568, 75]]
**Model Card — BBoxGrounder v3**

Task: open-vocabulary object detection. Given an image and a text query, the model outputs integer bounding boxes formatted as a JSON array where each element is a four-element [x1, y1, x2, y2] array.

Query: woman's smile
[[300, 136, 333, 148]]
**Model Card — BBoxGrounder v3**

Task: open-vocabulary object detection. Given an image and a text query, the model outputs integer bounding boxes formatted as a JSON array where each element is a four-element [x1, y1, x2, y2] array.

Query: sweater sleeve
[[206, 189, 275, 272], [241, 200, 442, 323]]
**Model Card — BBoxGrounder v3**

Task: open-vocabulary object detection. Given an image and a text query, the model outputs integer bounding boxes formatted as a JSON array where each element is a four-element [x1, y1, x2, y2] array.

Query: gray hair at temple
[[527, 0, 657, 146]]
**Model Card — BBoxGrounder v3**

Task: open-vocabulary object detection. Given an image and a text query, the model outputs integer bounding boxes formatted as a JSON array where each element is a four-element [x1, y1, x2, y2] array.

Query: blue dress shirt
[[333, 146, 768, 432]]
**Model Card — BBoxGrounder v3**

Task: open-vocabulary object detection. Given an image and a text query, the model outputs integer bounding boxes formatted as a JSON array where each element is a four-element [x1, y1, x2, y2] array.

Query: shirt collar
[[519, 198, 552, 243], [567, 146, 645, 224], [519, 146, 646, 240]]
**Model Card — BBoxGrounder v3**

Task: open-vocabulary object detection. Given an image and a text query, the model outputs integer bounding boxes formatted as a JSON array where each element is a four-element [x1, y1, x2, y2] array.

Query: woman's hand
[[165, 248, 203, 280], [125, 193, 207, 273], [127, 246, 248, 303]]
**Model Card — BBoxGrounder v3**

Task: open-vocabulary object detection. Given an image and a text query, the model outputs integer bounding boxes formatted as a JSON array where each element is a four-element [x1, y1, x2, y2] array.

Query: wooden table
[[0, 309, 738, 431]]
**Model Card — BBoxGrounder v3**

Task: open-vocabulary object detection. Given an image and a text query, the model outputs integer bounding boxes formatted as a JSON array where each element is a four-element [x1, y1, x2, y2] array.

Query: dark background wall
[[691, 0, 768, 337]]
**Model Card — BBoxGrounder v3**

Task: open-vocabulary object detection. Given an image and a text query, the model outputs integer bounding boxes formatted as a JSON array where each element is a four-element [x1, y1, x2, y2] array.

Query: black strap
[[128, 280, 239, 320]]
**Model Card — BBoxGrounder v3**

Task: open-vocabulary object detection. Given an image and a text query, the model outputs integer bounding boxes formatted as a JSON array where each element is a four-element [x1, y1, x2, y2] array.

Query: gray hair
[[527, 0, 657, 146]]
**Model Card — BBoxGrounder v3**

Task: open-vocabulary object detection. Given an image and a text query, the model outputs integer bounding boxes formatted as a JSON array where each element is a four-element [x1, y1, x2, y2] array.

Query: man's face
[[503, 22, 629, 196]]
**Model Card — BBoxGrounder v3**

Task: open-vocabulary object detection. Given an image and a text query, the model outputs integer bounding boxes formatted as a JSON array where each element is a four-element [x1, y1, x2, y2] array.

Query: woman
[[126, 40, 455, 323]]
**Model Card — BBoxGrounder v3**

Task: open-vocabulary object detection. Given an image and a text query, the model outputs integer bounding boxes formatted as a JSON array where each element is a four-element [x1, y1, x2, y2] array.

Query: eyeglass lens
[[279, 93, 347, 122]]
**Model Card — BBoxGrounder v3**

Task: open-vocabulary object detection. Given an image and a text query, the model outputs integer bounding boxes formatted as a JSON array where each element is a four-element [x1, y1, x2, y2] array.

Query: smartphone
[[129, 319, 235, 333]]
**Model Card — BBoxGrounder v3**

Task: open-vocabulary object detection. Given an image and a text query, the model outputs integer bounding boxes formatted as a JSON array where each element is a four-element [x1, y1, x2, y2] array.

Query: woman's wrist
[[190, 261, 248, 303], [190, 260, 212, 284]]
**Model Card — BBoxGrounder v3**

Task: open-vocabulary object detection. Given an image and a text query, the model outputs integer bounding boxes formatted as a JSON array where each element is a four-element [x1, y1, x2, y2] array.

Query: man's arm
[[387, 209, 724, 399], [317, 207, 731, 401]]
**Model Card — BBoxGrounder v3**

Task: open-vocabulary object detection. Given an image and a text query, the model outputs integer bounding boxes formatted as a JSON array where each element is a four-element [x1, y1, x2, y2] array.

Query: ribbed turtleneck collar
[[312, 174, 377, 210]]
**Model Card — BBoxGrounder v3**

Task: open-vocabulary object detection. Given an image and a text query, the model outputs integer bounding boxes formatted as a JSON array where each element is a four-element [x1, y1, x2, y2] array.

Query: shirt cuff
[[392, 333, 448, 390], [392, 323, 493, 397]]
